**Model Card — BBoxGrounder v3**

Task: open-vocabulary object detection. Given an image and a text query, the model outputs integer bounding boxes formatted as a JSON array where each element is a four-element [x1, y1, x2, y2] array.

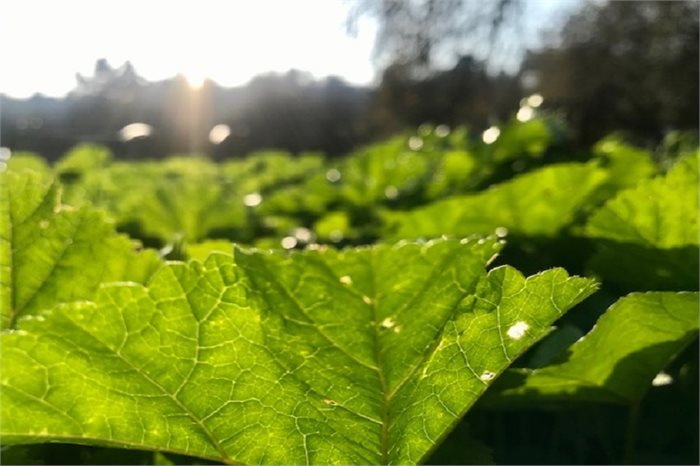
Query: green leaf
[[592, 136, 658, 194], [222, 151, 325, 195], [585, 155, 699, 289], [114, 159, 248, 243], [1, 239, 596, 464], [0, 171, 161, 329], [338, 137, 434, 207], [586, 156, 697, 247], [389, 163, 607, 239], [488, 117, 553, 162], [184, 240, 235, 262], [55, 144, 113, 181], [313, 211, 355, 243], [423, 150, 477, 199], [485, 292, 699, 405]]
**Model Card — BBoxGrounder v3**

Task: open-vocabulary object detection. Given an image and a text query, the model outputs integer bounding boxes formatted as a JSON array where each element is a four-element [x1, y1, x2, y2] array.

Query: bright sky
[[0, 0, 580, 99], [0, 0, 378, 98]]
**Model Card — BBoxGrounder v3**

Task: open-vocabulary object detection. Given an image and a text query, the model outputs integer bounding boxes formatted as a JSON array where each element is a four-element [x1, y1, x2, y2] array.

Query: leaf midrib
[[362, 247, 478, 465], [11, 184, 86, 328], [5, 175, 57, 328], [250, 255, 381, 373], [14, 210, 84, 327]]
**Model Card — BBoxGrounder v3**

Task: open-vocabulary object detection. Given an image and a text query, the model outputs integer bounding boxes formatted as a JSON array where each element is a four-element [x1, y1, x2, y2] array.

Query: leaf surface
[[0, 171, 161, 329], [1, 239, 596, 464], [485, 292, 699, 405], [390, 163, 607, 239], [585, 155, 699, 289]]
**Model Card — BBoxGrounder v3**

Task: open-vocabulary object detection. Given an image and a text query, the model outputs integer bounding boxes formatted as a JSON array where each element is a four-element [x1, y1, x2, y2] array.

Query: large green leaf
[[389, 163, 608, 239], [484, 292, 699, 405], [0, 171, 161, 329], [337, 137, 437, 207], [1, 239, 596, 464], [94, 159, 249, 244], [62, 153, 327, 245], [585, 155, 699, 289]]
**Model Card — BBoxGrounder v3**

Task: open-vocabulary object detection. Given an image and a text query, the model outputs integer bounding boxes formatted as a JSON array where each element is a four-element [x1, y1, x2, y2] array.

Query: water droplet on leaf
[[507, 321, 529, 340], [384, 185, 399, 200], [652, 371, 673, 386], [495, 227, 509, 238], [408, 136, 424, 151], [326, 168, 341, 183], [243, 192, 262, 207], [281, 237, 297, 249], [380, 317, 395, 329]]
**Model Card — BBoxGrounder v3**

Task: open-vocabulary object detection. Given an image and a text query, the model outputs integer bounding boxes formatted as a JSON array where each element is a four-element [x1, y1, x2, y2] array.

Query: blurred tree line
[[522, 0, 699, 146], [1, 0, 696, 161]]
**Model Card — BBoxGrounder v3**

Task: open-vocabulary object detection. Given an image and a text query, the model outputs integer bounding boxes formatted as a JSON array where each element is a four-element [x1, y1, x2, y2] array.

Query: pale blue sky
[[0, 0, 581, 98]]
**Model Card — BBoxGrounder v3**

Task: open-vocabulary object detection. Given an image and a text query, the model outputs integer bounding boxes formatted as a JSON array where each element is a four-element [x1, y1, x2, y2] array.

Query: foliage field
[[1, 115, 698, 465]]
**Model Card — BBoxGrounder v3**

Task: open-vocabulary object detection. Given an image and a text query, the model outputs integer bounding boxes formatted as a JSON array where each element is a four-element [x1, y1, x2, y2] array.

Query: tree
[[523, 0, 699, 145], [366, 56, 521, 136], [348, 0, 521, 76]]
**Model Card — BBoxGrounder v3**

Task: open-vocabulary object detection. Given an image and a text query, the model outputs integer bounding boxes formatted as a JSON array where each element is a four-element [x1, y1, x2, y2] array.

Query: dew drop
[[408, 136, 424, 151], [435, 124, 450, 138], [380, 317, 395, 329], [323, 399, 338, 406], [516, 106, 534, 122], [243, 192, 262, 207], [527, 93, 544, 108], [326, 168, 341, 183], [362, 295, 373, 305], [393, 325, 402, 334], [480, 370, 496, 382], [652, 371, 673, 387], [482, 126, 500, 144], [506, 321, 529, 340], [418, 124, 433, 136], [281, 236, 297, 249], [495, 227, 509, 238], [293, 227, 314, 243], [384, 185, 399, 200], [209, 124, 231, 144], [339, 275, 353, 285]]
